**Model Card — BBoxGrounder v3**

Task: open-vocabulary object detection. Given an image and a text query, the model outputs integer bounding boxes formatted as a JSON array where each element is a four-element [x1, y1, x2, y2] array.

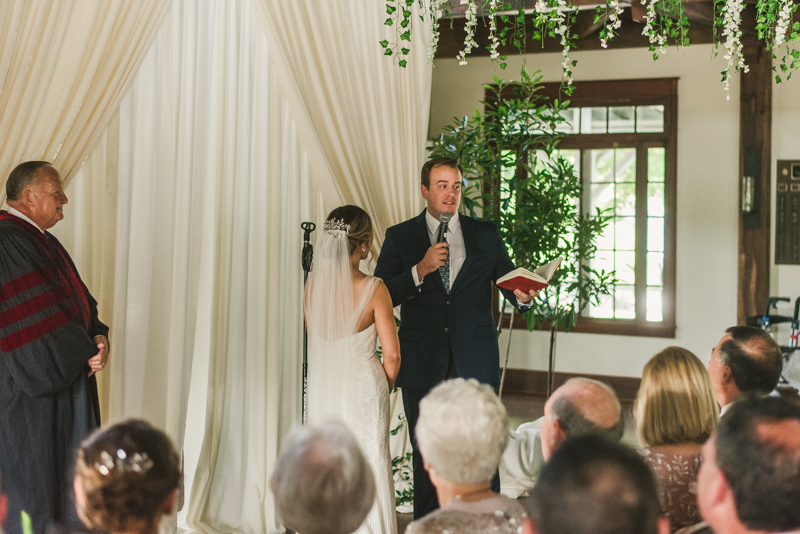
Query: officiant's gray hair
[[416, 378, 508, 484], [270, 421, 375, 534]]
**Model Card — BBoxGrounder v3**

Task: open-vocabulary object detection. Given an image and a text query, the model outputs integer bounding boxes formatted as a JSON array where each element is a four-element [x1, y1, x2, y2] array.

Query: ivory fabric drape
[[53, 1, 325, 532], [0, 0, 170, 201], [256, 0, 433, 245]]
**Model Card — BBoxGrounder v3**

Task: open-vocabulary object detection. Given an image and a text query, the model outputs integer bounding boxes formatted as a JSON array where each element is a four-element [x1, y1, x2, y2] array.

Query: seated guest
[[270, 421, 375, 534], [73, 419, 180, 534], [524, 435, 670, 534], [697, 395, 800, 534], [541, 377, 625, 461], [708, 326, 782, 415], [501, 377, 625, 497], [635, 347, 719, 532], [407, 378, 527, 534]]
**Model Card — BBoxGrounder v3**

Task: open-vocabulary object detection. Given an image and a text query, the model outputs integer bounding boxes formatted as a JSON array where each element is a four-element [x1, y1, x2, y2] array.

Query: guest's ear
[[719, 364, 733, 385], [656, 516, 671, 534], [162, 490, 177, 516], [0, 492, 8, 527], [73, 477, 87, 507], [522, 518, 537, 534]]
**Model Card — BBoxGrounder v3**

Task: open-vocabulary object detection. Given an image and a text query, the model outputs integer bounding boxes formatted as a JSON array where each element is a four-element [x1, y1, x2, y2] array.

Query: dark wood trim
[[502, 368, 642, 401], [737, 43, 772, 324]]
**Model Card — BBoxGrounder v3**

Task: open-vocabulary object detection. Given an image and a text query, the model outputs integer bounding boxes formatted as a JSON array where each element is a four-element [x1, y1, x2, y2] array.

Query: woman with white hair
[[407, 378, 527, 534]]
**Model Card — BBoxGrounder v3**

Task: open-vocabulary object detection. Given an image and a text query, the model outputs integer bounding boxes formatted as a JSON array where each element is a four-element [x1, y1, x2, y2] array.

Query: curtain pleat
[[255, 0, 433, 246], [0, 0, 170, 200], [53, 1, 321, 532]]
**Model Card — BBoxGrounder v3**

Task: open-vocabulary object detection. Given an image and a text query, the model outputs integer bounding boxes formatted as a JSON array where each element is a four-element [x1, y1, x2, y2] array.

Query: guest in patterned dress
[[406, 378, 527, 534], [635, 347, 719, 532]]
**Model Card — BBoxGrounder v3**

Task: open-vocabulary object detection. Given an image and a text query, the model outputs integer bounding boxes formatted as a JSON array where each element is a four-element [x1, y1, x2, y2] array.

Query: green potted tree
[[429, 70, 617, 396]]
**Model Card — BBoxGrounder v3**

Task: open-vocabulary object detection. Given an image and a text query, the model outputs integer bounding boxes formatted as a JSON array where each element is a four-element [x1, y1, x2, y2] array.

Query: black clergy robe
[[0, 211, 108, 534]]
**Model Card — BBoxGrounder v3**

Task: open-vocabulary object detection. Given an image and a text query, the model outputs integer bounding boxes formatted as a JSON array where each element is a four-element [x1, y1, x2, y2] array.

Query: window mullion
[[635, 143, 649, 324]]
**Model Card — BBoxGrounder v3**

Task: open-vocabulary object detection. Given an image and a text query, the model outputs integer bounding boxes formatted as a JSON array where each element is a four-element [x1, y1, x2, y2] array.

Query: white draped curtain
[[44, 1, 434, 533], [257, 0, 433, 244], [0, 0, 170, 200], [54, 0, 327, 531]]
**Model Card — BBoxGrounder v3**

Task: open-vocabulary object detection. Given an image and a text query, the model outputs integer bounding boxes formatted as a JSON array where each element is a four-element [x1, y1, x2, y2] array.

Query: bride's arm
[[373, 281, 400, 390]]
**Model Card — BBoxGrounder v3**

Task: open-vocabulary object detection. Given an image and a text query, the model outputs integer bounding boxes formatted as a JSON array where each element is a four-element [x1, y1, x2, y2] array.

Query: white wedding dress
[[305, 227, 397, 534]]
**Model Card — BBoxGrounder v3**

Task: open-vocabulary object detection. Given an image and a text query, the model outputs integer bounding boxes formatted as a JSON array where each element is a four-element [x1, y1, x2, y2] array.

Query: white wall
[[770, 77, 800, 366], [430, 45, 744, 377]]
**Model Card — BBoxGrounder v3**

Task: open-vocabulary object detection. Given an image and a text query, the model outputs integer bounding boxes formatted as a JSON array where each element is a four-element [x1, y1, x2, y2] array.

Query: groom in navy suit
[[374, 157, 537, 518]]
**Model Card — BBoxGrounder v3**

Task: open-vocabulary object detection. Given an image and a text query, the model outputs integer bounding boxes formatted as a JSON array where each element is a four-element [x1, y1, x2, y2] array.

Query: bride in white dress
[[304, 205, 401, 534]]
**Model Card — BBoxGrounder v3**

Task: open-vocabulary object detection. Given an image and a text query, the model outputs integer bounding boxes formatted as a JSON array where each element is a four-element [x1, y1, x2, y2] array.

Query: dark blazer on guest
[[374, 209, 522, 391]]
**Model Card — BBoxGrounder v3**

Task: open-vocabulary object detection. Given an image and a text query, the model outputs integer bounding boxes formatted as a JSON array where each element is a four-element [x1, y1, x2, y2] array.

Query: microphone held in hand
[[437, 212, 452, 243]]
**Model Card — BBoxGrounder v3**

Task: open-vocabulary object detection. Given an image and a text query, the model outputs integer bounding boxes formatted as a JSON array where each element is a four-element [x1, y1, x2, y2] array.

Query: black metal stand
[[301, 222, 315, 424]]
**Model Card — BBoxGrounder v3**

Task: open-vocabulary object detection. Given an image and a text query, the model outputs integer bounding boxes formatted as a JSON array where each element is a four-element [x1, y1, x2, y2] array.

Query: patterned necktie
[[438, 223, 450, 293]]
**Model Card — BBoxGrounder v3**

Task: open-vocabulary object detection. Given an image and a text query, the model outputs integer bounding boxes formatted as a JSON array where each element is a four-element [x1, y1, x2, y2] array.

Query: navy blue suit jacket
[[374, 210, 522, 391]]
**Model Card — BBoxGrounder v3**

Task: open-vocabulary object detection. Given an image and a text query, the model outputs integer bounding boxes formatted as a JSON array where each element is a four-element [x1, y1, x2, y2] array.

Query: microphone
[[437, 212, 452, 243]]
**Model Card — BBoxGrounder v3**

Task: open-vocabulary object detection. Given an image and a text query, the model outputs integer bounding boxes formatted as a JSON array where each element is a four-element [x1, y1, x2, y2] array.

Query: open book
[[496, 257, 563, 293]]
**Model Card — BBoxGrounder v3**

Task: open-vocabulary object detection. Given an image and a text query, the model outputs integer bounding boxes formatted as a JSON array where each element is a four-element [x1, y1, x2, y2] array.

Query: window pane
[[591, 183, 615, 214], [647, 183, 665, 217], [648, 147, 665, 182], [557, 109, 580, 134], [615, 285, 636, 319], [615, 251, 636, 284], [587, 293, 614, 318], [596, 219, 615, 250], [647, 287, 663, 322], [616, 216, 636, 250], [587, 149, 614, 183], [592, 249, 615, 274], [637, 105, 664, 132], [609, 106, 635, 133], [581, 107, 607, 134], [647, 251, 664, 286], [648, 217, 665, 252], [615, 148, 636, 183], [615, 182, 636, 216]]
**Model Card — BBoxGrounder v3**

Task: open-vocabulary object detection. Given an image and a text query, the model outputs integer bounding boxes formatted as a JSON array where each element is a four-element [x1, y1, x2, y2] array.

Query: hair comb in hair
[[323, 218, 351, 236], [94, 449, 154, 476]]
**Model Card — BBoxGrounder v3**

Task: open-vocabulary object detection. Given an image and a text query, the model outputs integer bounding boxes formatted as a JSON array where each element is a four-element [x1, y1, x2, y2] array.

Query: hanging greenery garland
[[381, 0, 799, 94]]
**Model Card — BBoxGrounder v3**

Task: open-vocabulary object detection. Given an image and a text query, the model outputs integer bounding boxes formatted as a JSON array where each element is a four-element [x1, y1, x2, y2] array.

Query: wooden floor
[[396, 391, 637, 532]]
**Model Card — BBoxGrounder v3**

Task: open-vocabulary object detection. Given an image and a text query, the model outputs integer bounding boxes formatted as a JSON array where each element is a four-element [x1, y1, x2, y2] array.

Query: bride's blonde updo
[[74, 419, 180, 533], [326, 205, 374, 257]]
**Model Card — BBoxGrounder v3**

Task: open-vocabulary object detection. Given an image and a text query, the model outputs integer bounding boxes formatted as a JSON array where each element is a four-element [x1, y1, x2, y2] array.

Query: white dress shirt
[[7, 206, 44, 233], [412, 210, 465, 291]]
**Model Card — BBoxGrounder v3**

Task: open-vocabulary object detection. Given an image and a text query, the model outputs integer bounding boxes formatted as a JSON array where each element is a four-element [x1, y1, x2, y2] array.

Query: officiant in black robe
[[0, 161, 109, 534]]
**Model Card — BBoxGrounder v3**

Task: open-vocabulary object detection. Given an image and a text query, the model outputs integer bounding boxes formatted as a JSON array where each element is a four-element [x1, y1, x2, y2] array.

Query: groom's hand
[[416, 242, 450, 279]]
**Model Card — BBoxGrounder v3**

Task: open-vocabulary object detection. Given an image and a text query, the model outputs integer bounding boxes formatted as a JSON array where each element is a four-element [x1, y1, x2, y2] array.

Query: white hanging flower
[[642, 0, 667, 56], [427, 0, 447, 62], [775, 0, 794, 46], [720, 0, 749, 99], [457, 0, 479, 65], [600, 0, 624, 48], [489, 0, 500, 59], [553, 0, 574, 85]]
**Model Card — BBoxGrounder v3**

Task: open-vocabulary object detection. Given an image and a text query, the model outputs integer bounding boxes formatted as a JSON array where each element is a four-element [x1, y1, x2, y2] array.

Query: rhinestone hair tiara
[[323, 218, 351, 236], [93, 449, 154, 476]]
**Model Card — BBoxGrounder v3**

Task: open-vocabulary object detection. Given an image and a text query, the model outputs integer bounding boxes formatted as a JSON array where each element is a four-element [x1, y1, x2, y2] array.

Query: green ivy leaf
[[401, 30, 411, 40], [386, 4, 397, 14], [385, 49, 394, 56], [399, 59, 408, 67], [379, 39, 389, 48], [401, 47, 410, 55], [385, 18, 393, 26]]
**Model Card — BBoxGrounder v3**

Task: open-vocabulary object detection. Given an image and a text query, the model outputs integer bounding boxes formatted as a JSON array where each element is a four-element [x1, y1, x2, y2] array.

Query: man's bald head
[[541, 378, 624, 461], [709, 326, 782, 408]]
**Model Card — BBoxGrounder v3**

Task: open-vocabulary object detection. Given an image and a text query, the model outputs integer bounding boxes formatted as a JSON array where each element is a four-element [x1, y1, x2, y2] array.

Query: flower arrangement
[[381, 0, 800, 93]]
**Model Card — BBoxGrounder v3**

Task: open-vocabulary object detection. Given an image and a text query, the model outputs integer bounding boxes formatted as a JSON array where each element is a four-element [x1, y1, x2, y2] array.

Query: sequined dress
[[640, 449, 703, 532], [406, 494, 527, 534]]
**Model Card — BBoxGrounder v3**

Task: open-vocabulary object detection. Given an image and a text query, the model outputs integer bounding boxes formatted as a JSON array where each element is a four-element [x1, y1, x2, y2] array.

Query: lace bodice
[[640, 449, 703, 532]]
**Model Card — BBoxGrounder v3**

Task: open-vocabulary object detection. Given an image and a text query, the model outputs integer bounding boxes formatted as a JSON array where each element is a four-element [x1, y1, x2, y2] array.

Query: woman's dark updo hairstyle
[[75, 419, 180, 533], [326, 205, 374, 257]]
